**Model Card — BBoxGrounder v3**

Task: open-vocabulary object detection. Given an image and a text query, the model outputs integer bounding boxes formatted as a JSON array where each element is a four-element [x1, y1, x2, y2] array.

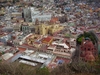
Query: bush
[[77, 31, 98, 45], [36, 67, 50, 75], [0, 62, 99, 75]]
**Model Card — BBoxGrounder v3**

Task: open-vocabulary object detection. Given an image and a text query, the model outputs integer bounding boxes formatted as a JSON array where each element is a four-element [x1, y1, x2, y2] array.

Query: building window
[[88, 48, 90, 51]]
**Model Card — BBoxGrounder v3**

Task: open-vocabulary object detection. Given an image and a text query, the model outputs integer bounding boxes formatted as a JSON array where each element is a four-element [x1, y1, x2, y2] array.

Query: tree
[[77, 31, 98, 45], [36, 67, 50, 75]]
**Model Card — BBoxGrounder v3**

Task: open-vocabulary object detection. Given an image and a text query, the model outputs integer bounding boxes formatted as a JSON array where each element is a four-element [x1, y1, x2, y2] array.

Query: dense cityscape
[[0, 0, 100, 75]]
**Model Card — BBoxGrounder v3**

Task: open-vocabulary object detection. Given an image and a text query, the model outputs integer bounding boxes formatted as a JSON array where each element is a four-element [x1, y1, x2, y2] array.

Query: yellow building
[[27, 35, 40, 45], [26, 34, 42, 48], [35, 24, 64, 35]]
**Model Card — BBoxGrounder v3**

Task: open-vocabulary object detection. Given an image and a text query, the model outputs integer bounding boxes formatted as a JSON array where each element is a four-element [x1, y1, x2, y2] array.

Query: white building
[[2, 53, 13, 60], [32, 13, 52, 22], [69, 38, 76, 47], [30, 7, 52, 22], [23, 7, 32, 22], [23, 7, 52, 22]]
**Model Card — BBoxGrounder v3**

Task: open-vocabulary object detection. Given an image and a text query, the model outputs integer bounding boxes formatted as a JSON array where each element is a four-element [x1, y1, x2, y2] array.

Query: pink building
[[80, 38, 97, 62]]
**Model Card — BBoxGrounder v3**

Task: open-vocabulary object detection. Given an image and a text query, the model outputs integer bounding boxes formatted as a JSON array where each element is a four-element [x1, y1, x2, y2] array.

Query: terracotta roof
[[18, 47, 26, 51], [50, 17, 58, 23], [42, 36, 53, 43]]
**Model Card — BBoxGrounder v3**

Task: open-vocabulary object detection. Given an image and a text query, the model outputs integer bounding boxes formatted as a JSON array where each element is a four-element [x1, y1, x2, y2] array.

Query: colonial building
[[69, 38, 76, 47], [42, 36, 53, 45], [45, 37, 76, 59], [13, 23, 21, 31], [26, 34, 42, 48], [80, 38, 97, 62], [35, 24, 64, 35], [20, 23, 30, 34], [23, 7, 32, 22]]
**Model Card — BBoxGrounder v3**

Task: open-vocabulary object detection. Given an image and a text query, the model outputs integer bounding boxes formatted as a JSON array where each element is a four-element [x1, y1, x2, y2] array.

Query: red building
[[80, 38, 97, 62]]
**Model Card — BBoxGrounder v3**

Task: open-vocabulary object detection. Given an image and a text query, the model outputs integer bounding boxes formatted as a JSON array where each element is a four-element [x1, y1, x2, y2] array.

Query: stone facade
[[80, 38, 97, 62], [35, 24, 64, 35]]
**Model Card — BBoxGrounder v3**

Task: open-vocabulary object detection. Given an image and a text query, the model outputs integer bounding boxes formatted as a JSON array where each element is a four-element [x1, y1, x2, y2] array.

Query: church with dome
[[80, 37, 98, 62]]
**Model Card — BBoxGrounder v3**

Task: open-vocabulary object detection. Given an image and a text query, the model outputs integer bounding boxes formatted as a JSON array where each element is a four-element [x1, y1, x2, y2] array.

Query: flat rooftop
[[19, 51, 55, 67]]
